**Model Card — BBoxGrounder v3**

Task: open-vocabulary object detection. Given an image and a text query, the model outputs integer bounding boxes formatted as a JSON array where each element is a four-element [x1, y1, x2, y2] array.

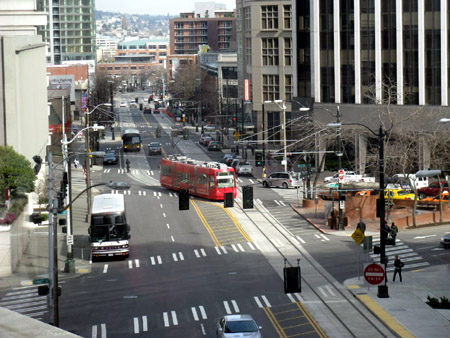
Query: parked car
[[148, 142, 162, 155], [235, 161, 253, 176], [204, 124, 216, 132], [199, 133, 211, 145], [207, 141, 221, 151], [440, 234, 450, 248], [172, 124, 184, 135], [216, 314, 262, 338], [119, 101, 127, 107], [103, 151, 118, 165], [384, 189, 417, 200], [262, 171, 301, 189], [418, 181, 450, 199]]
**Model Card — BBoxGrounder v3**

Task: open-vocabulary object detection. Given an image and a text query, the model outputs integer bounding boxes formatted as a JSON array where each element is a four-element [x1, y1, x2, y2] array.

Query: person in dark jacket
[[390, 222, 399, 245], [356, 218, 366, 234], [392, 255, 404, 283]]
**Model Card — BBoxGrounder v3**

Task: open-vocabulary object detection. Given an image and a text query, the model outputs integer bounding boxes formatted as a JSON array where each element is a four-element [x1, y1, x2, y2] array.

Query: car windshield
[[224, 320, 258, 333], [397, 191, 412, 196], [150, 143, 159, 147]]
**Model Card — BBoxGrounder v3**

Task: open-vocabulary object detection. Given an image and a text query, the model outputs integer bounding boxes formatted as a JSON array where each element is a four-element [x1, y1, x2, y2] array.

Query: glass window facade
[[403, 0, 419, 104], [296, 0, 311, 98], [320, 0, 334, 102]]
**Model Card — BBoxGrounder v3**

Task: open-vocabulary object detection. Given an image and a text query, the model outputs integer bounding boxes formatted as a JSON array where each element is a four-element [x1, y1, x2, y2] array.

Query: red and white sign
[[364, 263, 385, 285], [244, 79, 250, 101], [338, 169, 345, 181]]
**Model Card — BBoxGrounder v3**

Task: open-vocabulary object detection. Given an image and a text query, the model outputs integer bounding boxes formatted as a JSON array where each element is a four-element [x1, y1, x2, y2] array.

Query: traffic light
[[179, 188, 189, 210], [60, 172, 68, 199], [243, 186, 253, 209], [255, 151, 263, 167]]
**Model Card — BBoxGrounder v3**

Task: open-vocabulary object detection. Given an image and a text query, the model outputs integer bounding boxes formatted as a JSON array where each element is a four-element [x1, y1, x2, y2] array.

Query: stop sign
[[364, 263, 385, 285], [338, 169, 345, 181]]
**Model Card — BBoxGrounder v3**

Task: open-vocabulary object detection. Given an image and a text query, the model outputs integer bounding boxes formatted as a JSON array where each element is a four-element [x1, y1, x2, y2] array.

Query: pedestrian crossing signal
[[284, 266, 301, 293], [179, 189, 189, 210], [243, 186, 253, 209]]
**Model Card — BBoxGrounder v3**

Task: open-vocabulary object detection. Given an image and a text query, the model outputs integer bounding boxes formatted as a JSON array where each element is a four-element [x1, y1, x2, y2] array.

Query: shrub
[[0, 212, 16, 225], [9, 197, 28, 216], [426, 296, 450, 309]]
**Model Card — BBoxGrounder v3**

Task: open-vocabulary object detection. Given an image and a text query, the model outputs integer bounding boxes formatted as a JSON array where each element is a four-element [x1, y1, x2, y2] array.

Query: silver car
[[235, 161, 253, 176], [216, 314, 262, 338], [262, 171, 301, 189]]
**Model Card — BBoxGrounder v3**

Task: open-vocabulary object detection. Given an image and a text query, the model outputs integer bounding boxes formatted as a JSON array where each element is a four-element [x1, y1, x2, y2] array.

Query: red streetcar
[[160, 156, 237, 201]]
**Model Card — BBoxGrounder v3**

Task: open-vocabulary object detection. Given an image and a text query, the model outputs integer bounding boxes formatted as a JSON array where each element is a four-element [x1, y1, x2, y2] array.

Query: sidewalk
[[292, 204, 450, 337]]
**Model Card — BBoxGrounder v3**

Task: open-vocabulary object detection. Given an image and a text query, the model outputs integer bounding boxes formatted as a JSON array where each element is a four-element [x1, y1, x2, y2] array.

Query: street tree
[[0, 146, 36, 201]]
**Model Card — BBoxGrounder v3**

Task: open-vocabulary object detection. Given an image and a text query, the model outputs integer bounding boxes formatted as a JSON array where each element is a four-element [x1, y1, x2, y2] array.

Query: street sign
[[364, 263, 385, 285], [67, 234, 74, 245], [351, 228, 365, 245], [338, 169, 345, 181], [33, 278, 49, 285], [233, 131, 240, 141]]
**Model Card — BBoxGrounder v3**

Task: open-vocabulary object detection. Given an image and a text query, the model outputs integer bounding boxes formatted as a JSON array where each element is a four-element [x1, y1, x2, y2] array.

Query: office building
[[37, 0, 96, 64]]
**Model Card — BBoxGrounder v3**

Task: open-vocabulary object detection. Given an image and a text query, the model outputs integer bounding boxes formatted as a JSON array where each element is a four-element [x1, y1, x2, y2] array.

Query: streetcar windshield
[[216, 172, 235, 188]]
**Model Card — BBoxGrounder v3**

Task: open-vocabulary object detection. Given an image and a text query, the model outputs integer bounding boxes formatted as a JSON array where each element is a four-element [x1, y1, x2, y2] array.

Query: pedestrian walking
[[390, 222, 399, 245], [73, 158, 79, 169], [126, 158, 130, 173], [356, 218, 366, 234], [382, 220, 391, 236], [392, 255, 404, 283]]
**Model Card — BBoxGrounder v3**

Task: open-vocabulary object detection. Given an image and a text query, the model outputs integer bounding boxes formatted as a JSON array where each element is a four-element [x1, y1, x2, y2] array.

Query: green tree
[[0, 146, 36, 201]]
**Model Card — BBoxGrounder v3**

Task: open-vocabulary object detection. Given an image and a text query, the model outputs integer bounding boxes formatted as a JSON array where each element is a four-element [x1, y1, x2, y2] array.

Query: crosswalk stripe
[[199, 305, 207, 319], [142, 316, 148, 332], [194, 249, 200, 258], [171, 311, 178, 325], [261, 295, 271, 307], [237, 243, 245, 252], [200, 248, 207, 256], [163, 312, 170, 327], [103, 264, 108, 273], [231, 300, 240, 313], [215, 247, 222, 255], [248, 242, 256, 250], [192, 307, 199, 321], [223, 301, 232, 314], [133, 317, 139, 334], [254, 296, 263, 308], [128, 260, 133, 269]]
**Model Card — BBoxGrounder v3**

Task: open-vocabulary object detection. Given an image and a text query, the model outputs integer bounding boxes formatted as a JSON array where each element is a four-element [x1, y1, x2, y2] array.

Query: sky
[[95, 0, 237, 16]]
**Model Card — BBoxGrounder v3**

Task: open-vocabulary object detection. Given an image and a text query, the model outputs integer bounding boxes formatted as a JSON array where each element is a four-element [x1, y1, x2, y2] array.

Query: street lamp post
[[328, 122, 387, 297]]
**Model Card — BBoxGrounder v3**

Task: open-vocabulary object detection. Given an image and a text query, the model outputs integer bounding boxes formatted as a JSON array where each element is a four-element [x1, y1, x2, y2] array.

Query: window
[[262, 5, 278, 29], [284, 38, 292, 65], [262, 38, 279, 66], [263, 75, 279, 101], [285, 75, 293, 101], [283, 5, 292, 29]]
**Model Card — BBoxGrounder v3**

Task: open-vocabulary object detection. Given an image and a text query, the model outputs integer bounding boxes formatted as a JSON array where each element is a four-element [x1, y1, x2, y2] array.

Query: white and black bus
[[89, 194, 130, 259]]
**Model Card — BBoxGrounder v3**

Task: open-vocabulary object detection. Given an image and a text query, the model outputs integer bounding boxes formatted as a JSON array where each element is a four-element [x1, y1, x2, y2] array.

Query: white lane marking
[[138, 191, 142, 196], [414, 235, 437, 239], [128, 260, 133, 269], [253, 242, 261, 250], [279, 201, 286, 206], [179, 252, 184, 260], [200, 248, 207, 256], [249, 179, 256, 184], [231, 244, 239, 252], [317, 286, 328, 297], [135, 259, 140, 268], [237, 243, 245, 252], [163, 312, 170, 327], [221, 246, 228, 254], [159, 192, 162, 197], [154, 192, 157, 197], [248, 242, 256, 250], [296, 236, 306, 244], [171, 311, 178, 325], [199, 305, 207, 319], [274, 200, 281, 206], [157, 256, 162, 264], [254, 296, 263, 308], [194, 249, 200, 258], [274, 238, 284, 247], [320, 234, 330, 241], [172, 253, 178, 262], [167, 223, 170, 229], [0, 299, 46, 307], [160, 204, 163, 208], [314, 234, 321, 239], [142, 316, 148, 331], [192, 307, 199, 321], [133, 317, 139, 334], [163, 213, 166, 218], [151, 171, 154, 175], [171, 236, 175, 242], [150, 257, 155, 265], [223, 301, 232, 314], [101, 324, 106, 338], [215, 247, 222, 255], [262, 295, 271, 307], [231, 300, 240, 313], [147, 170, 151, 175], [325, 285, 336, 296], [92, 325, 97, 338], [103, 264, 108, 273]]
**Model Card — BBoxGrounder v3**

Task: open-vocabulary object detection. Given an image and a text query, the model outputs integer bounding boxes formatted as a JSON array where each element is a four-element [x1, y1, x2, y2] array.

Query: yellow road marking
[[356, 294, 414, 338], [191, 200, 221, 246], [347, 284, 360, 289], [199, 200, 252, 242], [263, 307, 287, 338], [296, 302, 327, 338]]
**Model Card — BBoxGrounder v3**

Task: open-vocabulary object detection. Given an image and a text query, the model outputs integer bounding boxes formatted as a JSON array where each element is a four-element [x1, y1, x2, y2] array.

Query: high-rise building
[[37, 0, 96, 64], [294, 0, 448, 107], [170, 9, 236, 54]]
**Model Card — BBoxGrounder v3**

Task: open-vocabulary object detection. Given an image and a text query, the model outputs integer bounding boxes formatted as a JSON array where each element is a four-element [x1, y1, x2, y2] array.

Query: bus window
[[216, 172, 234, 188]]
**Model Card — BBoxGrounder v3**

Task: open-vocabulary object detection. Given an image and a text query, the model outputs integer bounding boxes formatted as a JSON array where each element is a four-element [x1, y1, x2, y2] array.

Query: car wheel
[[282, 182, 289, 189], [263, 181, 269, 188], [419, 193, 427, 199]]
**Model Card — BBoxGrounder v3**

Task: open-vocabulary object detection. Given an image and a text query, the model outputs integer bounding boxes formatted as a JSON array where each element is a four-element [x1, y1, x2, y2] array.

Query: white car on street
[[234, 161, 253, 176]]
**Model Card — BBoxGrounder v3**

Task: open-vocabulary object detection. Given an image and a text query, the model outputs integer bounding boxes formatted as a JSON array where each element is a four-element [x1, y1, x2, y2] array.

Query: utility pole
[[85, 111, 92, 220], [378, 125, 388, 298], [262, 103, 266, 170], [336, 106, 344, 230]]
